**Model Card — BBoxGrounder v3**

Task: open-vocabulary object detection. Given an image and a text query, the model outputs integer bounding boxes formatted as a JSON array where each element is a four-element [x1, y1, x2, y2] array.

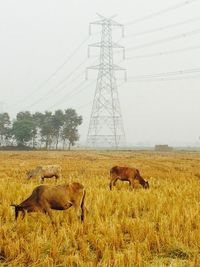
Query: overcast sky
[[1, 0, 200, 146]]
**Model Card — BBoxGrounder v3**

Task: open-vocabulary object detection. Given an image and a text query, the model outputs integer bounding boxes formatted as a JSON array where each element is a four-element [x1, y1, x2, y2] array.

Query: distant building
[[154, 144, 173, 151]]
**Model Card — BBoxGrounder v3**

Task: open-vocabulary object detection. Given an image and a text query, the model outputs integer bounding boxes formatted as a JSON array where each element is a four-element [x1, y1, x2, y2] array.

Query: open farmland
[[0, 151, 199, 267]]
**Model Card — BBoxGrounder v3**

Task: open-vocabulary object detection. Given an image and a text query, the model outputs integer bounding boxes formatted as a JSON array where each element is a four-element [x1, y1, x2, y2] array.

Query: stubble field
[[0, 150, 199, 267]]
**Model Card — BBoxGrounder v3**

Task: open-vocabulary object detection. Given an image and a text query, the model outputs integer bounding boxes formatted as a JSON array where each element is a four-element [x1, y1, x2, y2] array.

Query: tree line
[[0, 109, 82, 150]]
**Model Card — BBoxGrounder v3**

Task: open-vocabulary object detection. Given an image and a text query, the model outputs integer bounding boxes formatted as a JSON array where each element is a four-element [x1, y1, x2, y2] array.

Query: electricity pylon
[[86, 14, 126, 149]]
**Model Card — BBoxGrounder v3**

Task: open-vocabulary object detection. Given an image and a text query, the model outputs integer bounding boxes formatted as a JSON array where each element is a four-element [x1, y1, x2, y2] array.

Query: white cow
[[27, 165, 62, 182]]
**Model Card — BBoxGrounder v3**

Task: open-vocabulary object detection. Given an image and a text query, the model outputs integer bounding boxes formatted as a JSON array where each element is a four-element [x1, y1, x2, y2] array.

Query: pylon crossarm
[[89, 42, 101, 48], [87, 65, 125, 71], [113, 65, 126, 71], [87, 65, 100, 70], [90, 19, 123, 27], [112, 43, 124, 49], [89, 42, 123, 49]]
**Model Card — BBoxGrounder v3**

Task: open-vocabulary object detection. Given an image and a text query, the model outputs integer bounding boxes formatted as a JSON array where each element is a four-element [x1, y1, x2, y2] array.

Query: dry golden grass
[[0, 150, 199, 267]]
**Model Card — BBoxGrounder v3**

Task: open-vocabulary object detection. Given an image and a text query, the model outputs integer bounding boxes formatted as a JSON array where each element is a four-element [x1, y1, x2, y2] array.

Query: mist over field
[[0, 0, 200, 147]]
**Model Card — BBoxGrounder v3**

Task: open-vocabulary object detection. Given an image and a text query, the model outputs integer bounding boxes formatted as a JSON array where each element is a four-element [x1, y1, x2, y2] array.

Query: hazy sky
[[1, 0, 200, 146]]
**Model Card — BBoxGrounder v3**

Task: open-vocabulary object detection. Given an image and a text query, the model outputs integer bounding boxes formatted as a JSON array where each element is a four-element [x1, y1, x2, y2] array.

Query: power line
[[126, 16, 200, 38], [24, 58, 89, 109], [60, 80, 96, 105], [125, 0, 199, 26], [126, 75, 200, 82], [127, 67, 200, 80], [11, 56, 98, 113], [125, 45, 200, 60], [8, 36, 90, 108], [33, 36, 89, 88], [23, 58, 99, 110], [46, 80, 86, 110], [76, 100, 93, 111], [41, 59, 125, 112], [124, 28, 200, 53], [47, 80, 96, 110]]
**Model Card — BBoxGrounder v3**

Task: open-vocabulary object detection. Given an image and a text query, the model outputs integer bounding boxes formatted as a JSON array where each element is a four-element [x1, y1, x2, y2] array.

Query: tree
[[16, 111, 32, 121], [52, 110, 64, 149], [32, 112, 44, 148], [15, 111, 37, 147], [38, 111, 54, 149], [0, 113, 11, 146], [0, 109, 83, 149], [12, 119, 36, 146], [62, 109, 82, 150]]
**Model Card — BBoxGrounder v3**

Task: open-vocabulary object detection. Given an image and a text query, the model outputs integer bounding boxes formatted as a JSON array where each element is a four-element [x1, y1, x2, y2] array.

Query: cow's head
[[11, 204, 25, 220], [143, 180, 149, 189], [26, 169, 35, 179], [10, 204, 19, 219]]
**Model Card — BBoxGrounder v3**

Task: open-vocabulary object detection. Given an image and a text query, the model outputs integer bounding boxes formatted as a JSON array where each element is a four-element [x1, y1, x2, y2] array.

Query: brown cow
[[109, 166, 149, 190], [11, 182, 85, 223]]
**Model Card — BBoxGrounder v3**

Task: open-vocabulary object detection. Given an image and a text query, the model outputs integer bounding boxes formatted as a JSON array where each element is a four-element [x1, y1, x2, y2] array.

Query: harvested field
[[0, 151, 199, 267]]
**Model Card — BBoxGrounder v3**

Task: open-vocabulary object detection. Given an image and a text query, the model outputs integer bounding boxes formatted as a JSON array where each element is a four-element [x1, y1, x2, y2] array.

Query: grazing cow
[[26, 165, 62, 182], [109, 166, 149, 190], [11, 182, 85, 223]]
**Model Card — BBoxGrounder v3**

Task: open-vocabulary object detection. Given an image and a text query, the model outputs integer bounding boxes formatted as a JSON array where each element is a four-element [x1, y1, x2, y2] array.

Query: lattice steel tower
[[86, 15, 126, 148]]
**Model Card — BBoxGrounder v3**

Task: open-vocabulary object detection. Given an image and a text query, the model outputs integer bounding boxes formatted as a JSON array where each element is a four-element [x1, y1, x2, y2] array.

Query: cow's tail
[[80, 189, 86, 222], [10, 204, 20, 220]]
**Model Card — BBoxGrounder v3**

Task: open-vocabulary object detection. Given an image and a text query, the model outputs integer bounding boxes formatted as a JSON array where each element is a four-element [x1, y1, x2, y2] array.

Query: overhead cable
[[125, 45, 200, 60], [124, 28, 200, 52], [9, 36, 90, 108], [125, 0, 199, 26], [126, 16, 200, 38]]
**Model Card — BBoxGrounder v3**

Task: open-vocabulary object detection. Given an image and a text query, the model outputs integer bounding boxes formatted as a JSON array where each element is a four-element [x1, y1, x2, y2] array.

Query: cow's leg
[[39, 201, 55, 225], [41, 177, 44, 183], [46, 209, 59, 230], [72, 192, 85, 222], [55, 175, 59, 182], [45, 208, 55, 225], [80, 190, 85, 222], [113, 178, 118, 186], [129, 179, 135, 189], [109, 179, 113, 190], [21, 210, 26, 220], [73, 202, 82, 221], [110, 178, 118, 190]]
